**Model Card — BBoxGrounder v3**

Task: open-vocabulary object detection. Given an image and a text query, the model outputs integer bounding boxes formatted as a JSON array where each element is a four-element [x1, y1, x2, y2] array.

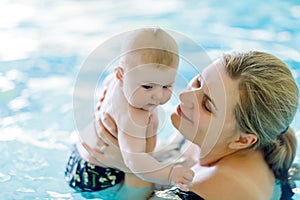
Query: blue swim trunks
[[65, 146, 125, 192]]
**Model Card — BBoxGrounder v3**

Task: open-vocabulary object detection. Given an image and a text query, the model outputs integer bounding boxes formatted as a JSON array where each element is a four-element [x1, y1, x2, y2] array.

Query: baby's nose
[[152, 88, 163, 99]]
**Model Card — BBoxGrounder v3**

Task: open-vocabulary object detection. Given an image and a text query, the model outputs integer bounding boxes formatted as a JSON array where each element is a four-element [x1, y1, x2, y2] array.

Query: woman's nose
[[179, 89, 200, 108]]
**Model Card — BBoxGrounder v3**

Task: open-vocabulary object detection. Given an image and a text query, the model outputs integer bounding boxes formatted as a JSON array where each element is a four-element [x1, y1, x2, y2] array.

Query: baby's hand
[[169, 165, 194, 191], [97, 87, 107, 111]]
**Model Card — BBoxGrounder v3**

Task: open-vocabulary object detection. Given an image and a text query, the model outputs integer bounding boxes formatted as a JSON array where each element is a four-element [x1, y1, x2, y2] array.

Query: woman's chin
[[170, 112, 181, 128]]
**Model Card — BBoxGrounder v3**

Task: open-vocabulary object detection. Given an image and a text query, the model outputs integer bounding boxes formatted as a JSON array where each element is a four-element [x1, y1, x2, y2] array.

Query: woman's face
[[171, 59, 240, 158]]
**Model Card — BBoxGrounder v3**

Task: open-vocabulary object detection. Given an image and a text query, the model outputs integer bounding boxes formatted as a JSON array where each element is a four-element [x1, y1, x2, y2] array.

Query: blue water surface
[[1, 0, 300, 199]]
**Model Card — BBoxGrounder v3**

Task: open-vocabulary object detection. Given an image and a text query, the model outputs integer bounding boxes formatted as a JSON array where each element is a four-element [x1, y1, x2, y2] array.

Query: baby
[[66, 27, 194, 191]]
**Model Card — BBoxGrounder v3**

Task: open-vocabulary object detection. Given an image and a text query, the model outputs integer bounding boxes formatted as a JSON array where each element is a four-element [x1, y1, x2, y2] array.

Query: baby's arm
[[118, 116, 194, 186]]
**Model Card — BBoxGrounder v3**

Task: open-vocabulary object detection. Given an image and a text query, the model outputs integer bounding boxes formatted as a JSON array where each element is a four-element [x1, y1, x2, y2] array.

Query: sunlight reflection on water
[[0, 0, 300, 199]]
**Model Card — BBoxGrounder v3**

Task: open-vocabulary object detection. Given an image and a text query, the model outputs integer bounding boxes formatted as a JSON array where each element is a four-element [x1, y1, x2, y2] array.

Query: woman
[[71, 51, 298, 199]]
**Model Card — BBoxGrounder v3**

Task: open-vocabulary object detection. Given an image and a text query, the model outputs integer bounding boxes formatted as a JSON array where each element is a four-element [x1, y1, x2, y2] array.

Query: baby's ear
[[114, 66, 124, 80], [228, 132, 258, 150]]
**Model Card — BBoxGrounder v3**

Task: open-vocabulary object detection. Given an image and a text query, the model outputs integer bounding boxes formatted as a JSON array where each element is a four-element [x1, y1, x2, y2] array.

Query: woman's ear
[[229, 132, 258, 150], [114, 67, 124, 81]]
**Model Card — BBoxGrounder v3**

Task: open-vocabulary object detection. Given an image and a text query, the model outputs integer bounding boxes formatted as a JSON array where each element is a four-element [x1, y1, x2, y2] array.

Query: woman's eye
[[202, 96, 212, 112], [142, 85, 153, 89]]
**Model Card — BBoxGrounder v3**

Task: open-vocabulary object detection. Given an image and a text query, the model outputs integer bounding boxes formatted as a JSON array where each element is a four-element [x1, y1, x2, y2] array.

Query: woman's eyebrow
[[200, 75, 218, 111]]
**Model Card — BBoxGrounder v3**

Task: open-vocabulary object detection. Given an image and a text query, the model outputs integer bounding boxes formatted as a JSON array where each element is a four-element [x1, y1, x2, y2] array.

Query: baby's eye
[[162, 85, 172, 89], [141, 85, 153, 90]]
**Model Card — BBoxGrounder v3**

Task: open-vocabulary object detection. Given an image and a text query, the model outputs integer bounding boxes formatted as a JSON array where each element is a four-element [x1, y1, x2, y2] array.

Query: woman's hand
[[81, 113, 131, 173], [80, 88, 130, 172], [80, 87, 154, 189]]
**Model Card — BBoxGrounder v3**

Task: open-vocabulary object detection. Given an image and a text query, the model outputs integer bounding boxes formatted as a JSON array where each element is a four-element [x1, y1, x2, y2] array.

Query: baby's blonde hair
[[222, 51, 298, 181], [120, 27, 179, 71]]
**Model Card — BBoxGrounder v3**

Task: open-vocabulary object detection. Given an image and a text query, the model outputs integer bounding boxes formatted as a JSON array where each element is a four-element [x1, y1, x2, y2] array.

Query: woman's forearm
[[124, 173, 154, 188]]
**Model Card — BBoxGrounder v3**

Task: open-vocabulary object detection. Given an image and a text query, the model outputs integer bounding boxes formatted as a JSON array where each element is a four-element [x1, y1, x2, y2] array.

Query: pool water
[[1, 0, 300, 199]]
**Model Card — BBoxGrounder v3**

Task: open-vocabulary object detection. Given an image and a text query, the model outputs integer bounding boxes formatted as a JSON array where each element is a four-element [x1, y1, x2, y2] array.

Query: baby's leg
[[76, 140, 106, 167]]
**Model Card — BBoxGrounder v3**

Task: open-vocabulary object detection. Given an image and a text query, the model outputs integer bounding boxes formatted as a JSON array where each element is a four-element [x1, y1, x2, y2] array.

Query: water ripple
[[16, 187, 35, 193], [0, 172, 11, 182], [46, 191, 71, 198]]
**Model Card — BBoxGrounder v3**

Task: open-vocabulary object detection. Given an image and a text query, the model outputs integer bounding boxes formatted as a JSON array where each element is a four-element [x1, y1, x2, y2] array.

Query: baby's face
[[122, 63, 177, 111]]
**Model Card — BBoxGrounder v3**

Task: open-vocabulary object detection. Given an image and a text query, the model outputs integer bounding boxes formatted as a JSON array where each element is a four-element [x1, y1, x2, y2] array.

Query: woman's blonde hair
[[222, 51, 298, 181]]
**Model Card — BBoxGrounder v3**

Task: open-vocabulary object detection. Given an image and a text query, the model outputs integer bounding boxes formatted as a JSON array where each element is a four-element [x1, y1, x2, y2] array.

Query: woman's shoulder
[[190, 164, 268, 200], [190, 167, 241, 199]]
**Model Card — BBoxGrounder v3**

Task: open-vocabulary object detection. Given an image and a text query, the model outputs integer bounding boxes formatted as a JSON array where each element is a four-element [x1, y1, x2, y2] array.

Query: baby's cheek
[[160, 96, 171, 105], [166, 90, 173, 101], [130, 91, 144, 102]]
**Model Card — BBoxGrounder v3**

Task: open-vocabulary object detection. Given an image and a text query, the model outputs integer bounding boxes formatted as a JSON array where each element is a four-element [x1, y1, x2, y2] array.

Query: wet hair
[[120, 27, 179, 70], [222, 51, 298, 181]]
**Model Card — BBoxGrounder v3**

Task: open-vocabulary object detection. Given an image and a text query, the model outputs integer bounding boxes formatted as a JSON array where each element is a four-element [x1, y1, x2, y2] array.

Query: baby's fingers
[[183, 169, 195, 182], [176, 183, 187, 191]]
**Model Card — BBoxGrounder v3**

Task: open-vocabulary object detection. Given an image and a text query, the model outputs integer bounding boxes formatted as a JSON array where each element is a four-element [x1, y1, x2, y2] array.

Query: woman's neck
[[198, 148, 261, 167]]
